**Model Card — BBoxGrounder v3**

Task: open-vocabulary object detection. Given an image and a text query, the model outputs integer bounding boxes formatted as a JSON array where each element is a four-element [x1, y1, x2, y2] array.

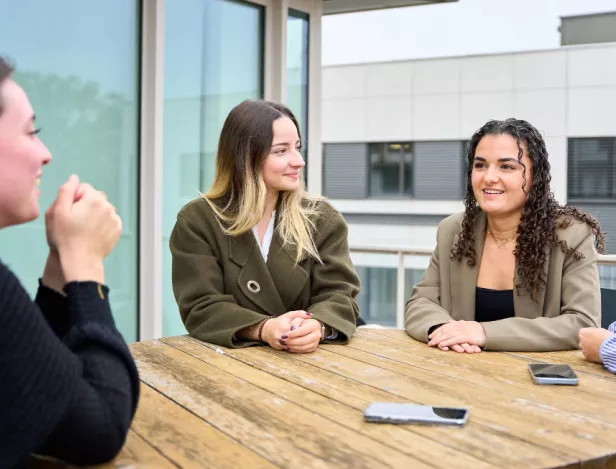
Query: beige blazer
[[169, 197, 360, 348], [405, 211, 601, 351]]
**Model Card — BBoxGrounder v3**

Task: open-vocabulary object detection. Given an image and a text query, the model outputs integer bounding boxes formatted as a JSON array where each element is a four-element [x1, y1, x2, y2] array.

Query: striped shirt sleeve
[[599, 321, 616, 374]]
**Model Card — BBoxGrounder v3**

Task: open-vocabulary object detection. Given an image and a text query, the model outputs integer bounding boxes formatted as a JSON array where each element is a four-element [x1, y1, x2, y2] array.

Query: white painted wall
[[330, 199, 464, 215], [346, 223, 438, 251]]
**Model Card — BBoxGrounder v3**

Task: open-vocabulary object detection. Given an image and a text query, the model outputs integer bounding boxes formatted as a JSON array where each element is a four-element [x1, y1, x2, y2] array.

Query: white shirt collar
[[251, 211, 276, 262]]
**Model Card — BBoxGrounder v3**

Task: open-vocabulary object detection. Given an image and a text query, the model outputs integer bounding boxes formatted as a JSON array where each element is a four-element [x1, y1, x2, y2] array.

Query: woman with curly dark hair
[[405, 118, 604, 353]]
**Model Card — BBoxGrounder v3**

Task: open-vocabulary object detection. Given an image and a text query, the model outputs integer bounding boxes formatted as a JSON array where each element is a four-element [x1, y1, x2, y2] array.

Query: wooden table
[[32, 329, 616, 469]]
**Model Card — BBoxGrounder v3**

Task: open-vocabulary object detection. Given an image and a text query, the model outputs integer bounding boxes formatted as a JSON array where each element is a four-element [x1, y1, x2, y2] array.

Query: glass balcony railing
[[349, 246, 616, 329]]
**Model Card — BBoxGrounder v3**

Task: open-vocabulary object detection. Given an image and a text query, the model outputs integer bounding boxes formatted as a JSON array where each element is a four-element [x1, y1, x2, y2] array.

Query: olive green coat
[[170, 198, 360, 348]]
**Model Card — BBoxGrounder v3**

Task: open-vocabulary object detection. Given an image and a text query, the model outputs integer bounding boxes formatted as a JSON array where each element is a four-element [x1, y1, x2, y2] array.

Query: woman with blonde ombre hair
[[170, 100, 360, 352]]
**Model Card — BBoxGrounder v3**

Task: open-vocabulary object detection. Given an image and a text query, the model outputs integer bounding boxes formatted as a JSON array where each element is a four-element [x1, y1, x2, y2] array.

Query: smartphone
[[528, 363, 578, 385], [363, 403, 469, 426]]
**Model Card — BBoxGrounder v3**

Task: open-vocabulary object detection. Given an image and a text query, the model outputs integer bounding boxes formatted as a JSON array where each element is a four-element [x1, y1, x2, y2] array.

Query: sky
[[322, 0, 616, 65]]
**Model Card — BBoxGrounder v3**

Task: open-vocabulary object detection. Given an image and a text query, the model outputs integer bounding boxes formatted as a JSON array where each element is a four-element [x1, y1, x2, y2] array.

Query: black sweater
[[0, 260, 140, 469]]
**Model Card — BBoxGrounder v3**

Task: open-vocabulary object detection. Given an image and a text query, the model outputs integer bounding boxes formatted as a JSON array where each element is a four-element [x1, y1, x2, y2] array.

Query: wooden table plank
[[348, 329, 616, 423], [161, 335, 496, 469], [130, 340, 432, 469], [167, 336, 572, 469], [364, 328, 616, 380], [103, 430, 177, 468], [281, 338, 616, 464], [130, 383, 278, 469], [506, 349, 616, 378]]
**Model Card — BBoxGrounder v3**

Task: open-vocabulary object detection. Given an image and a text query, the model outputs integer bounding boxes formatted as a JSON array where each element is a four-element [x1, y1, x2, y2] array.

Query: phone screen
[[364, 403, 468, 425], [529, 364, 577, 379]]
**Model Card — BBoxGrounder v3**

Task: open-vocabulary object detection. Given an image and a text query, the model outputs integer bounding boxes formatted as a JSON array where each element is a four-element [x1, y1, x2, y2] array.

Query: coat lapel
[[450, 211, 486, 320], [228, 231, 287, 317]]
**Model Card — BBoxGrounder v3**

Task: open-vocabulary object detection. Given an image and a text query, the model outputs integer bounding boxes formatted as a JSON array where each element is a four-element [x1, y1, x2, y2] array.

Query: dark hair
[[451, 118, 605, 300], [0, 56, 15, 117], [209, 99, 302, 212]]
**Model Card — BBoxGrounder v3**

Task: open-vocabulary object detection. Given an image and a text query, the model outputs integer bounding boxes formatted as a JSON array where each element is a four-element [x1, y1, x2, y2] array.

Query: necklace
[[487, 223, 519, 235], [487, 228, 517, 248]]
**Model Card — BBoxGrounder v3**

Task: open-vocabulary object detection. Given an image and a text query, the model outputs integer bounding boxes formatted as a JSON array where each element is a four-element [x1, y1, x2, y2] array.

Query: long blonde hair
[[204, 100, 322, 263]]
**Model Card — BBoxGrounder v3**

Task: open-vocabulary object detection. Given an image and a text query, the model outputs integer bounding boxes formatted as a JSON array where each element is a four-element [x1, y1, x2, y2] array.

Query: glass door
[[0, 0, 141, 342], [162, 0, 265, 336]]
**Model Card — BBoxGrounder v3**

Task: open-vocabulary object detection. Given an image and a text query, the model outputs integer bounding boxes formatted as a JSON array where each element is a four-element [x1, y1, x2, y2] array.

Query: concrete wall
[[561, 12, 616, 46]]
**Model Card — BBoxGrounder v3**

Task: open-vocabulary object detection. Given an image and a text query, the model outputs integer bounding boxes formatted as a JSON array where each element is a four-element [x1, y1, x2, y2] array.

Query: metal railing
[[349, 245, 616, 329]]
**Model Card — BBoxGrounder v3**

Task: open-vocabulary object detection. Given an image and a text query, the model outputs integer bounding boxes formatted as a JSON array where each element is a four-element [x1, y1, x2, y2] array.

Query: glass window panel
[[355, 264, 425, 327], [355, 266, 396, 327], [402, 143, 413, 196], [163, 0, 264, 336], [599, 265, 616, 291], [386, 143, 402, 162], [369, 143, 401, 196], [0, 0, 140, 342], [287, 9, 309, 171], [405, 268, 425, 303]]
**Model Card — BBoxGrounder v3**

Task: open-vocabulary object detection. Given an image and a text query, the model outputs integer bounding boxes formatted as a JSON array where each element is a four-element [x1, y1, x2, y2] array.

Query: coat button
[[247, 280, 261, 293]]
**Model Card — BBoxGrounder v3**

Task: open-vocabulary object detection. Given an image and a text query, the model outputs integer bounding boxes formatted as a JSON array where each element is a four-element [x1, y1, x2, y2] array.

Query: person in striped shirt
[[579, 323, 616, 373]]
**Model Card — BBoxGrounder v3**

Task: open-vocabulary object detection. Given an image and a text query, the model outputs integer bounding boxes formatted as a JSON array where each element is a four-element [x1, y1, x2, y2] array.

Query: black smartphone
[[528, 363, 578, 385], [364, 403, 469, 426]]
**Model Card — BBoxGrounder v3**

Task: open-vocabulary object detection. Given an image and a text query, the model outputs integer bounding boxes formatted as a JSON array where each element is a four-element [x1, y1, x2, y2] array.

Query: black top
[[0, 260, 140, 469], [475, 286, 515, 323]]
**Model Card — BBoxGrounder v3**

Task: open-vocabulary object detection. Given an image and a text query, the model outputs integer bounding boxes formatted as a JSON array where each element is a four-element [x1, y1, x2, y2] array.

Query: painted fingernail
[[290, 326, 296, 331], [279, 339, 286, 345], [282, 334, 288, 339], [307, 312, 312, 316]]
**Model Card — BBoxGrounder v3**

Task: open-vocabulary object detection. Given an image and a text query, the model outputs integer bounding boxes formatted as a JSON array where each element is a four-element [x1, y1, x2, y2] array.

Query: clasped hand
[[262, 311, 323, 354], [42, 174, 122, 290], [428, 320, 486, 353]]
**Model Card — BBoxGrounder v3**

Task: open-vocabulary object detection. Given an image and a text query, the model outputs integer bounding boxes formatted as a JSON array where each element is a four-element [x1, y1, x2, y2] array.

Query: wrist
[[599, 334, 614, 364], [476, 322, 487, 347], [261, 317, 276, 343], [311, 319, 326, 341], [42, 251, 66, 294], [59, 252, 105, 284], [257, 317, 271, 342]]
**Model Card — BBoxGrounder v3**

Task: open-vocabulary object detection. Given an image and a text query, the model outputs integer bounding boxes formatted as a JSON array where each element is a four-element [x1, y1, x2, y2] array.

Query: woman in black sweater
[[0, 58, 139, 467]]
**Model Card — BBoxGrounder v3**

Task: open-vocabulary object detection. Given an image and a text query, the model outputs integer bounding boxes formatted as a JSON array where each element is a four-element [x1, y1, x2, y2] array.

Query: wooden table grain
[[31, 329, 616, 469]]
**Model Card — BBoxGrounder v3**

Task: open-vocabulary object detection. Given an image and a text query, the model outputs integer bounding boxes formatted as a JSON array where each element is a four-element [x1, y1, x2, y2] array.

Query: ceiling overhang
[[323, 0, 457, 16]]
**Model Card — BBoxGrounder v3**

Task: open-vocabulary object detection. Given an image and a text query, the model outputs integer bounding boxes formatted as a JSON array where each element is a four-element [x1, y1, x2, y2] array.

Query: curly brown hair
[[451, 118, 605, 300]]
